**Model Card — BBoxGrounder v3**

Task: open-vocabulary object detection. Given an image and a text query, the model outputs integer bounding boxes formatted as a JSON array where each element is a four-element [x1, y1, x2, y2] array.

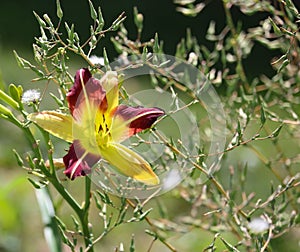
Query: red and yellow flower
[[28, 68, 164, 185]]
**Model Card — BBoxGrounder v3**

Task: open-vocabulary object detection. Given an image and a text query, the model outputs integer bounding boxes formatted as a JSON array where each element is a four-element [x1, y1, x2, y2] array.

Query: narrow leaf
[[277, 59, 289, 73], [285, 0, 299, 17], [268, 17, 282, 35], [28, 177, 41, 189], [88, 0, 97, 21], [50, 93, 64, 107], [153, 33, 160, 54], [260, 106, 266, 125], [13, 149, 24, 167], [33, 11, 47, 28], [111, 12, 126, 31], [96, 7, 105, 32], [0, 89, 19, 110], [103, 48, 111, 71], [272, 124, 283, 138], [9, 84, 23, 104], [220, 237, 240, 252], [56, 0, 63, 19]]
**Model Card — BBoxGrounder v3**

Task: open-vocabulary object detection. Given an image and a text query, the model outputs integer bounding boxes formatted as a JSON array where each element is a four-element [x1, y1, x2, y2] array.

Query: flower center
[[96, 114, 112, 148]]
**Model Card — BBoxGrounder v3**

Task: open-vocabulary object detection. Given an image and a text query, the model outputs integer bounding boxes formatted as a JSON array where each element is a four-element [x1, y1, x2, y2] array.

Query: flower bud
[[0, 89, 20, 110], [0, 103, 14, 117]]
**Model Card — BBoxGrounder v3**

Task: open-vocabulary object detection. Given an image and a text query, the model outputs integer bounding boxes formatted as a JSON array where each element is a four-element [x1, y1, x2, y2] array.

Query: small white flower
[[89, 55, 105, 66], [21, 89, 40, 104], [188, 52, 198, 65], [248, 217, 269, 234]]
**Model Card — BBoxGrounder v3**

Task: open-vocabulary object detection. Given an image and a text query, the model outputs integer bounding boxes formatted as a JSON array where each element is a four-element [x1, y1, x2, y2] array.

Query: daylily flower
[[28, 68, 164, 185]]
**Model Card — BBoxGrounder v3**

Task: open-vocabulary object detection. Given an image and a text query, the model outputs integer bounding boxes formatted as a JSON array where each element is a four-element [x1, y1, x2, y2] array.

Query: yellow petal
[[28, 111, 74, 142], [101, 71, 119, 114], [100, 143, 160, 185]]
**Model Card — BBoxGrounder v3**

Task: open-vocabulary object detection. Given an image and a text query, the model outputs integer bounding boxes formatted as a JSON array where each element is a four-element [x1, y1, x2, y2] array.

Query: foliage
[[0, 0, 300, 251]]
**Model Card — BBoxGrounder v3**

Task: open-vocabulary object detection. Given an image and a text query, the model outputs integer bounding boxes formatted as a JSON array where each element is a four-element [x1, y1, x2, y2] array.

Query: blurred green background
[[1, 0, 300, 251]]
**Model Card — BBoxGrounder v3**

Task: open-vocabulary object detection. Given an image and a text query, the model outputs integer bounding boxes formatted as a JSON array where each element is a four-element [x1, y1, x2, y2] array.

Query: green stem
[[24, 126, 82, 212], [40, 129, 94, 250], [5, 109, 93, 250], [84, 175, 92, 213], [22, 125, 93, 248], [79, 176, 94, 251]]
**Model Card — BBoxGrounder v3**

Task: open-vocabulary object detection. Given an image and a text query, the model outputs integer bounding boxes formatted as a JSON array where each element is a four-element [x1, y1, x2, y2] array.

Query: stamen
[[98, 124, 103, 133]]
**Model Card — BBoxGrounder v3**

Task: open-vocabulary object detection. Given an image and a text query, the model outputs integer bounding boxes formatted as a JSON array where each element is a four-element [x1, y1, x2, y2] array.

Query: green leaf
[[56, 0, 63, 19], [12, 149, 24, 167], [175, 38, 186, 58], [65, 23, 75, 46], [13, 51, 45, 77], [220, 237, 240, 252], [26, 153, 36, 169], [88, 0, 97, 21], [54, 216, 67, 231], [268, 17, 282, 35], [103, 48, 111, 71], [97, 191, 114, 206], [145, 229, 157, 238], [153, 33, 160, 54], [271, 54, 287, 65], [142, 46, 148, 62], [57, 225, 74, 248], [111, 12, 126, 31], [50, 93, 64, 107], [0, 89, 19, 110], [9, 83, 23, 103], [96, 7, 105, 32], [186, 28, 193, 50], [33, 11, 47, 28], [43, 14, 54, 29], [138, 208, 152, 221], [116, 207, 127, 226], [93, 193, 102, 210], [272, 124, 283, 138], [277, 59, 290, 73], [285, 0, 299, 17], [260, 105, 266, 125], [71, 215, 80, 232], [28, 177, 42, 189]]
